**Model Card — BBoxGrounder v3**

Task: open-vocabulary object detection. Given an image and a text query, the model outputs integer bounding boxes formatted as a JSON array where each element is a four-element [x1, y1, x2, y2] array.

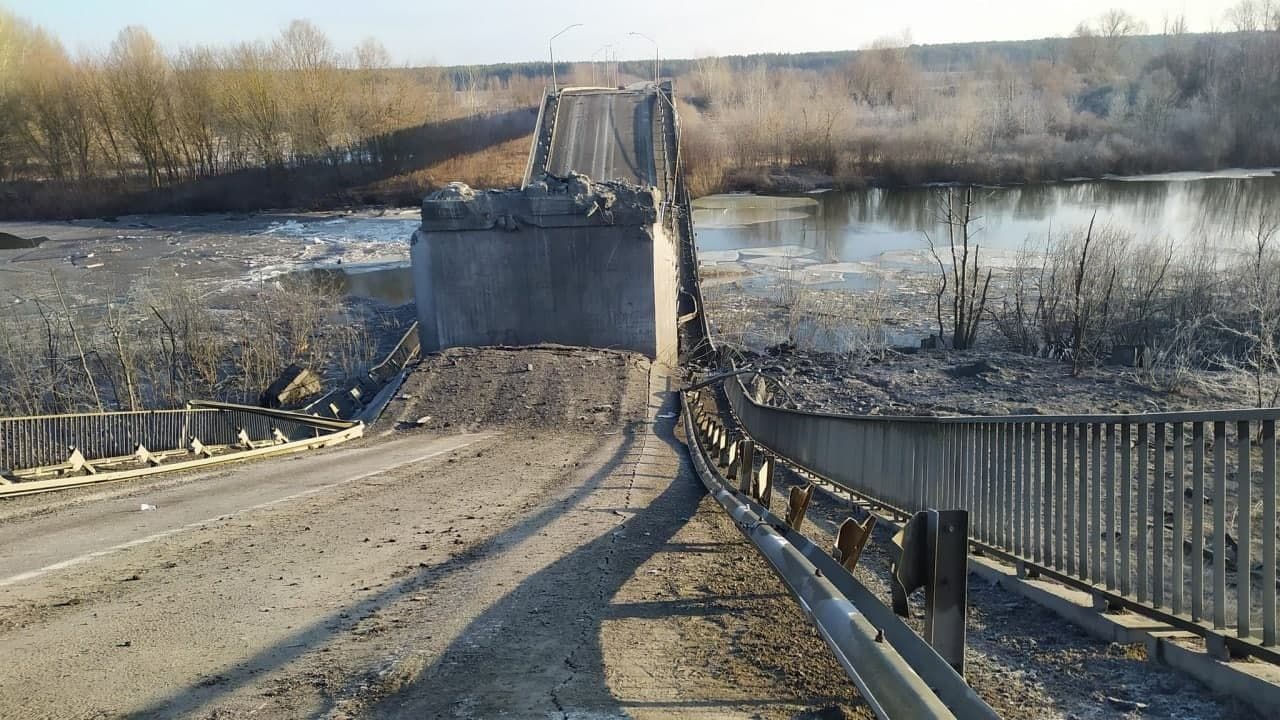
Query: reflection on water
[[283, 264, 413, 306], [694, 172, 1280, 265]]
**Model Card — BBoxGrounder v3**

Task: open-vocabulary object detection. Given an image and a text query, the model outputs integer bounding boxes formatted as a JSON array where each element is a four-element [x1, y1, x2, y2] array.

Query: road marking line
[[0, 434, 492, 589]]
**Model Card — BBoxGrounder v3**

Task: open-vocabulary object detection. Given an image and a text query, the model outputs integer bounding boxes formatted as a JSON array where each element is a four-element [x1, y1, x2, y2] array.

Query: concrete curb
[[969, 554, 1280, 717]]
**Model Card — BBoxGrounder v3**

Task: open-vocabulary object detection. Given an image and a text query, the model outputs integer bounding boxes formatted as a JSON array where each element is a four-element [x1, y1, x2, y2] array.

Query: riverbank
[[0, 211, 419, 414], [693, 179, 1275, 416], [707, 161, 1280, 196]]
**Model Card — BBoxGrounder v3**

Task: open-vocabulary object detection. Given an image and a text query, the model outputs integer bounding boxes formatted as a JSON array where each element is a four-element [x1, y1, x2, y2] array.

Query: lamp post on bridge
[[628, 31, 659, 87], [591, 44, 614, 86], [549, 23, 583, 93]]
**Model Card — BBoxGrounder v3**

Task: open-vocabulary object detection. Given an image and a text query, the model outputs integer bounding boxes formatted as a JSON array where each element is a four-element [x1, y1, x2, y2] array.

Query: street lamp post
[[591, 44, 614, 86], [549, 23, 583, 93], [628, 32, 659, 86]]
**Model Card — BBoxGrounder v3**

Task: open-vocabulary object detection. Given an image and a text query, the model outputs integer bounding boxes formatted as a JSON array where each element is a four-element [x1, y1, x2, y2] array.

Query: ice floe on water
[[804, 261, 879, 275], [257, 216, 417, 244], [741, 255, 820, 269], [738, 245, 815, 258], [698, 250, 740, 264]]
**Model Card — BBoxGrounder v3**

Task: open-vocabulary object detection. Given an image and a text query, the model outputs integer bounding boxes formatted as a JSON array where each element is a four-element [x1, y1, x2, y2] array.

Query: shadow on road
[[124, 413, 646, 717], [360, 386, 703, 717]]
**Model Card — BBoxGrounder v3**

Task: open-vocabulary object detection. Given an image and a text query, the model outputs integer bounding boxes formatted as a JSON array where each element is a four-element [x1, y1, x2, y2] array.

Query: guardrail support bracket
[[752, 456, 774, 508], [134, 444, 161, 467], [66, 448, 96, 476], [834, 516, 876, 571], [785, 483, 814, 531], [892, 509, 969, 675], [190, 437, 213, 458]]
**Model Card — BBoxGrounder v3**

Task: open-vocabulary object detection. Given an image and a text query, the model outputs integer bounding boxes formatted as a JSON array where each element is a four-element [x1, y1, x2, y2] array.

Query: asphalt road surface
[[0, 355, 868, 719], [546, 89, 657, 186]]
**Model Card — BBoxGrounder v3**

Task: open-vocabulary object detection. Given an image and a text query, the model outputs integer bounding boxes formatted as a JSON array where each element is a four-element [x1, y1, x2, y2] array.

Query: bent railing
[[306, 321, 421, 421], [724, 373, 1280, 662]]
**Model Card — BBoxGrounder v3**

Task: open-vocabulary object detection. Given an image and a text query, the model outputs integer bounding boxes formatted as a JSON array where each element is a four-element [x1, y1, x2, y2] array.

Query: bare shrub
[[924, 186, 992, 350]]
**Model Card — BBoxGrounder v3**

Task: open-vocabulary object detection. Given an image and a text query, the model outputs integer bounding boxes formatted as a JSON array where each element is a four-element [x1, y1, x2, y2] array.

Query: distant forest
[[2, 4, 1280, 216]]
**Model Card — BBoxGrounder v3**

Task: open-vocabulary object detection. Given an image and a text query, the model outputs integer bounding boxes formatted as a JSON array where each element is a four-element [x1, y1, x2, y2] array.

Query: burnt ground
[[738, 345, 1252, 418], [702, 257, 1257, 417]]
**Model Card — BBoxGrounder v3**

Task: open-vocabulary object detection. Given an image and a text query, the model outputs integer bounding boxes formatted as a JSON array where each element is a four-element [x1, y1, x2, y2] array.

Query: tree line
[[0, 12, 462, 190], [677, 5, 1280, 194]]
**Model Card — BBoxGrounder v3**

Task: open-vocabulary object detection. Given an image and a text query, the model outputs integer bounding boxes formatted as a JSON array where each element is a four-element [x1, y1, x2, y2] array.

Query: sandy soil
[[390, 345, 650, 432], [0, 347, 869, 719]]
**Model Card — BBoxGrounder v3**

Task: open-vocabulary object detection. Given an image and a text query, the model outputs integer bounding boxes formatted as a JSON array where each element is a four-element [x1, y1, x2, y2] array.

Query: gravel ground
[[767, 466, 1259, 720], [390, 345, 649, 431], [732, 344, 1254, 418]]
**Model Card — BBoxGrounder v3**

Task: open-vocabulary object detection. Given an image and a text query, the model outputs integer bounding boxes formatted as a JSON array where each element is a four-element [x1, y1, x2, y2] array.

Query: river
[[693, 170, 1280, 289]]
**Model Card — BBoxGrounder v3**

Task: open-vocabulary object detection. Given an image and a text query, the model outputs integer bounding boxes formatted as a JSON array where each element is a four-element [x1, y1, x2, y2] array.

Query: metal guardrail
[[521, 87, 552, 190], [367, 321, 422, 388], [683, 389, 997, 719], [722, 370, 1280, 663], [306, 321, 421, 421], [0, 405, 328, 473], [0, 400, 362, 496], [654, 81, 712, 364]]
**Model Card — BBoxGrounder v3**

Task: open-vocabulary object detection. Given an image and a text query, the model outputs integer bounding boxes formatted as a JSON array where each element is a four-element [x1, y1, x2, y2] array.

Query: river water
[[693, 170, 1280, 288]]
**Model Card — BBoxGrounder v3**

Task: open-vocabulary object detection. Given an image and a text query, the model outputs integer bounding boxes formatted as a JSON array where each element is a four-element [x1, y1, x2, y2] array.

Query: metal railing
[[306, 321, 421, 420], [0, 403, 347, 474], [0, 409, 197, 471], [521, 87, 553, 189], [723, 372, 1280, 662], [683, 389, 995, 719], [366, 321, 421, 388]]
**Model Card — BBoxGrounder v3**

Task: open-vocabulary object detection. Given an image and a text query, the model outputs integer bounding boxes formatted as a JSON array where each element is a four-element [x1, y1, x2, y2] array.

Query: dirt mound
[[390, 345, 651, 431]]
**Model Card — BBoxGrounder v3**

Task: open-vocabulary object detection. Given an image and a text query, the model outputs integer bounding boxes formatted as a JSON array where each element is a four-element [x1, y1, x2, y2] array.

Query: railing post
[[1031, 422, 1042, 564], [1192, 421, 1206, 621], [1022, 423, 1033, 560], [1213, 420, 1227, 630], [1173, 422, 1185, 614], [1137, 423, 1150, 603], [1120, 423, 1133, 598], [1091, 423, 1103, 585], [1154, 423, 1166, 607], [1105, 423, 1117, 591], [1238, 419, 1252, 639], [1078, 422, 1090, 583], [1263, 419, 1276, 647]]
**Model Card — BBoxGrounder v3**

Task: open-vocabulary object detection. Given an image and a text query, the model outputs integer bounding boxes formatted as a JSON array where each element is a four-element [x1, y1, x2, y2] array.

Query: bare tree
[[104, 26, 174, 187], [924, 187, 992, 350]]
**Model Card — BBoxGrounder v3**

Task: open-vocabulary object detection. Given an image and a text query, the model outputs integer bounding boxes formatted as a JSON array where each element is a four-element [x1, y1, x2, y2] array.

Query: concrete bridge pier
[[411, 175, 678, 365]]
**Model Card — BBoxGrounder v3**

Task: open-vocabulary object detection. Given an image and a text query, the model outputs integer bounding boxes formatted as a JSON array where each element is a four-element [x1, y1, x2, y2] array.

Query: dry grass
[[356, 134, 533, 204], [0, 276, 398, 415]]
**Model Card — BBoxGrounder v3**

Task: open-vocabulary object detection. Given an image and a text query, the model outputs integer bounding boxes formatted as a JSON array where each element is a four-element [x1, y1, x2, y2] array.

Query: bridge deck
[[545, 88, 657, 186]]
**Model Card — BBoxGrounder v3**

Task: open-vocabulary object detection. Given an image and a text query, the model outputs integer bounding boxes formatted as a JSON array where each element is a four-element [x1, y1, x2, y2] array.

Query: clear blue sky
[[6, 0, 1236, 66]]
